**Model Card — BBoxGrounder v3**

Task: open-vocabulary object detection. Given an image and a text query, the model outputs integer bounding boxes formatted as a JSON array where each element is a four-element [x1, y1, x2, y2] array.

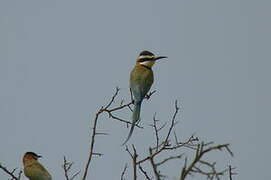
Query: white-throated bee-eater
[[23, 152, 52, 180], [123, 50, 167, 145]]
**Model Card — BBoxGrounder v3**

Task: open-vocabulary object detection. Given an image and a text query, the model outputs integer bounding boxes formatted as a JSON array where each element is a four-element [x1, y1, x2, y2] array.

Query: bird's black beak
[[37, 155, 42, 158], [153, 56, 167, 61]]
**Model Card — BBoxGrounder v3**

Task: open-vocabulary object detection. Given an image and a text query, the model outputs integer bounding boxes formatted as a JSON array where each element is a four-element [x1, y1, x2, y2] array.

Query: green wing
[[24, 162, 52, 180], [130, 66, 154, 101]]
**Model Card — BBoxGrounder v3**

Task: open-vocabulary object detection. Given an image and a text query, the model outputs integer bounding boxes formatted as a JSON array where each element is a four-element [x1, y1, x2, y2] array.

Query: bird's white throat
[[139, 61, 155, 67]]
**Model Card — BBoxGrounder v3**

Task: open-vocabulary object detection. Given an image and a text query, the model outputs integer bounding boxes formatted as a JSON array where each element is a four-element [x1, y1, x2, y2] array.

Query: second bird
[[123, 50, 167, 145], [23, 152, 52, 180]]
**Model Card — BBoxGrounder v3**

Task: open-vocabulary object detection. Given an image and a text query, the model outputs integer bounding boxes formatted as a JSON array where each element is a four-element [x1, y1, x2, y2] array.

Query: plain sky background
[[1, 0, 270, 179]]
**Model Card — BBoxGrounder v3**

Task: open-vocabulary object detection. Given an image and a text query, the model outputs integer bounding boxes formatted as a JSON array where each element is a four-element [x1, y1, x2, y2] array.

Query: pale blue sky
[[1, 0, 270, 179]]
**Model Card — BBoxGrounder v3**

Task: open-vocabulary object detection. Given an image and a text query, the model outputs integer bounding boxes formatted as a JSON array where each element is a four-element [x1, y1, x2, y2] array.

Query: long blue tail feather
[[122, 101, 142, 145]]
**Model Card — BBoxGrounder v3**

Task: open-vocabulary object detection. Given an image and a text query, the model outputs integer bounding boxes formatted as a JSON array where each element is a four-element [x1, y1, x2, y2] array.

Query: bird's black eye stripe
[[139, 57, 153, 62]]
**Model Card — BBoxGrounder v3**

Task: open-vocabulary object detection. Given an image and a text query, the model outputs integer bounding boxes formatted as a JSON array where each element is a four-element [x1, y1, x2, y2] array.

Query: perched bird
[[22, 152, 52, 180], [123, 50, 167, 145]]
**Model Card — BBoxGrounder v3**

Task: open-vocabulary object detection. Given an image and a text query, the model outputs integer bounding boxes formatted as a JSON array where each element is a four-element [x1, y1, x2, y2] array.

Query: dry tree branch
[[0, 163, 22, 180], [122, 101, 183, 179], [145, 90, 156, 100], [17, 170, 22, 180], [156, 154, 184, 166], [136, 101, 181, 165], [131, 145, 138, 180], [0, 87, 235, 180], [101, 87, 134, 126], [123, 99, 234, 180], [62, 156, 80, 180], [165, 135, 199, 151], [148, 148, 162, 180], [180, 142, 233, 180], [63, 157, 71, 180], [228, 165, 237, 180], [82, 87, 156, 180], [120, 163, 128, 180], [100, 87, 156, 128], [190, 160, 228, 180], [164, 100, 180, 143], [126, 145, 138, 180], [152, 113, 160, 151], [81, 105, 103, 180], [138, 164, 152, 180], [105, 89, 156, 126]]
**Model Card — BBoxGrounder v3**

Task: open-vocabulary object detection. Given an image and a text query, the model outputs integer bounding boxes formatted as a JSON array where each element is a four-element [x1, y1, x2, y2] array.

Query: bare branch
[[62, 156, 80, 180], [63, 157, 70, 180], [138, 165, 152, 180], [81, 107, 102, 180], [180, 142, 233, 180], [164, 100, 180, 143], [156, 154, 184, 166], [99, 88, 146, 128], [149, 148, 161, 180], [163, 135, 199, 151], [137, 101, 181, 165], [104, 87, 120, 109], [229, 165, 237, 180], [120, 164, 128, 180], [132, 145, 138, 180], [123, 98, 234, 180], [17, 170, 22, 180], [152, 113, 160, 151], [0, 163, 21, 180], [82, 87, 152, 180], [125, 146, 133, 158], [145, 90, 156, 100]]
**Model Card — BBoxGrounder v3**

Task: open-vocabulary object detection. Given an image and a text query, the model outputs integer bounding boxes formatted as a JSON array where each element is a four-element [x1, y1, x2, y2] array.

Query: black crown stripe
[[139, 50, 154, 56]]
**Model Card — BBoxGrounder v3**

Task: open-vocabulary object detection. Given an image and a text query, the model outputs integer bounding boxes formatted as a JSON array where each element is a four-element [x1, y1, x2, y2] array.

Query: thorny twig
[[136, 100, 180, 165], [0, 87, 235, 180], [229, 165, 237, 180], [149, 148, 162, 180], [82, 87, 156, 180], [0, 163, 22, 180], [101, 87, 156, 128], [124, 100, 234, 180], [81, 104, 103, 180], [180, 142, 233, 180], [152, 113, 160, 151], [156, 154, 184, 166], [120, 164, 128, 180], [138, 164, 152, 180], [126, 145, 138, 180], [62, 156, 80, 180]]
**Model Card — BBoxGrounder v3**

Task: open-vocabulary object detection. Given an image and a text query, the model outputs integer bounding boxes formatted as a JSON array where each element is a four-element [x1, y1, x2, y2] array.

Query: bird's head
[[23, 152, 42, 164], [136, 50, 167, 68]]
